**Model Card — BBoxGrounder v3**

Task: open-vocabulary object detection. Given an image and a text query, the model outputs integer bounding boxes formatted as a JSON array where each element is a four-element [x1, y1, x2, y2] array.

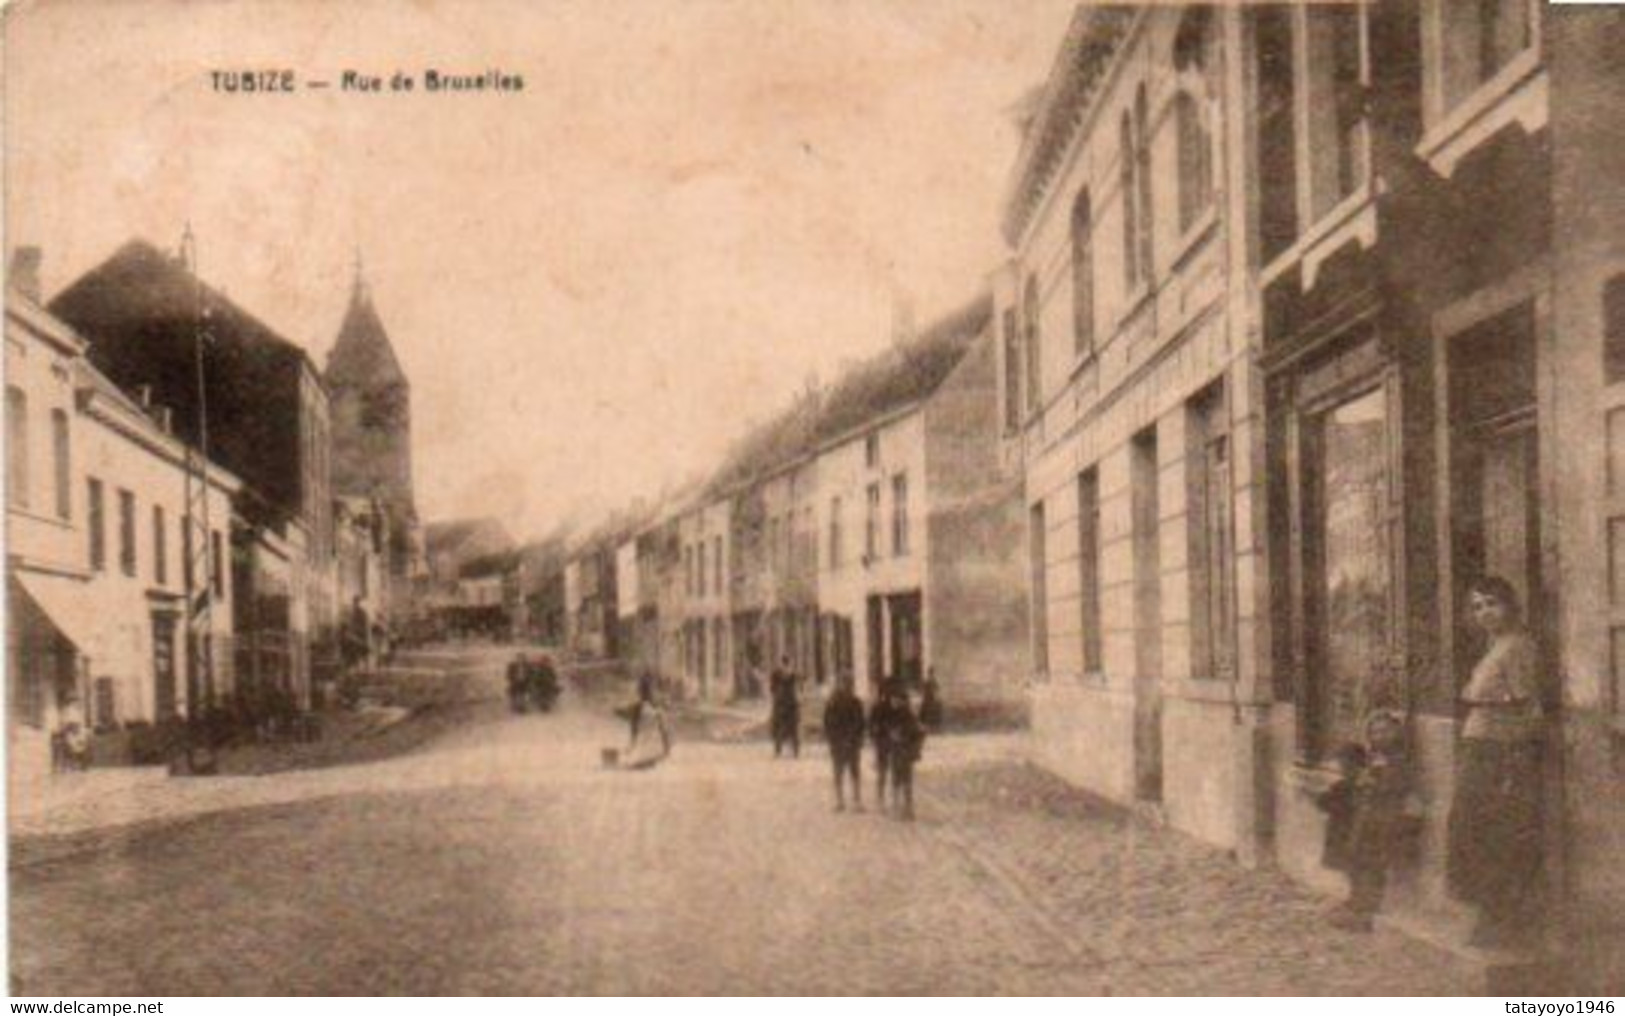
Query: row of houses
[[518, 0, 1621, 977], [7, 239, 425, 788], [995, 0, 1620, 980], [524, 297, 1031, 722]]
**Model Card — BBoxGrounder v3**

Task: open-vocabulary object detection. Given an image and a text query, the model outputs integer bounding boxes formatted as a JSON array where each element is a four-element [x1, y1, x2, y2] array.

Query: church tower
[[326, 256, 420, 615]]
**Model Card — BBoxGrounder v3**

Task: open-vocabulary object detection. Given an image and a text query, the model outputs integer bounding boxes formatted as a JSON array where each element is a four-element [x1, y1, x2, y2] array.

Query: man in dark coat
[[823, 674, 867, 811], [769, 656, 801, 758], [886, 684, 926, 821], [868, 679, 905, 808]]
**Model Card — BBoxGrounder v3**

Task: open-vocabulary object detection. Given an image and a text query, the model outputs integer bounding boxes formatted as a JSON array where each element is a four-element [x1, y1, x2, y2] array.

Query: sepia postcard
[[3, 0, 1624, 997]]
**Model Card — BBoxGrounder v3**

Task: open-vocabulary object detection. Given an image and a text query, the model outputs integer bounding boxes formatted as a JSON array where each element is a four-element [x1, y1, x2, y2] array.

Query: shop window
[[1188, 384, 1237, 680], [1255, 6, 1299, 262], [1304, 386, 1397, 758], [1079, 469, 1103, 675], [7, 386, 28, 509], [1071, 190, 1095, 355]]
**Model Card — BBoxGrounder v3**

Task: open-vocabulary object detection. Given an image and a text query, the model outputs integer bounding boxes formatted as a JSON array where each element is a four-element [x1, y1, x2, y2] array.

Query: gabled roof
[[50, 238, 320, 381], [810, 292, 993, 446], [326, 277, 406, 389], [424, 517, 513, 558]]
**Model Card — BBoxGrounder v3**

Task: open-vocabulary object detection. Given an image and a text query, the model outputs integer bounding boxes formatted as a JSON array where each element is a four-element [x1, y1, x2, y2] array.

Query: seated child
[[1322, 710, 1421, 932]]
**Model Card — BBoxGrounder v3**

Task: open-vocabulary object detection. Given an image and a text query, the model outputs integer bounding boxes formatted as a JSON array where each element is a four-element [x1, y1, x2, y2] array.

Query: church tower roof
[[326, 253, 406, 389]]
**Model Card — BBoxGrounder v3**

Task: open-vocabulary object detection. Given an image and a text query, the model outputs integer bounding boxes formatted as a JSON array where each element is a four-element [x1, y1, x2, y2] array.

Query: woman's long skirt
[[1446, 738, 1544, 917]]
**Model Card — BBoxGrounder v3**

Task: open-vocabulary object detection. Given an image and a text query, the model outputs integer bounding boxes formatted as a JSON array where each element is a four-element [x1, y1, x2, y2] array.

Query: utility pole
[[178, 224, 217, 772]]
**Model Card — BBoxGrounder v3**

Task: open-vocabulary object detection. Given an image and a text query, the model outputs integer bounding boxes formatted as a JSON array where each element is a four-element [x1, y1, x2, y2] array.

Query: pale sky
[[4, 0, 1075, 541]]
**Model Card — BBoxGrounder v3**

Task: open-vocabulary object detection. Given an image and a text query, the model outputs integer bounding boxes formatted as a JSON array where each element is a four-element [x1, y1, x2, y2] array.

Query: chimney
[[136, 385, 153, 408], [9, 247, 42, 303], [151, 406, 172, 433]]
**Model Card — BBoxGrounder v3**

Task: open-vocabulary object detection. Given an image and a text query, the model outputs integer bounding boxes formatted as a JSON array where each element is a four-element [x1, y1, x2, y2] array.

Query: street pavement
[[9, 655, 1479, 995]]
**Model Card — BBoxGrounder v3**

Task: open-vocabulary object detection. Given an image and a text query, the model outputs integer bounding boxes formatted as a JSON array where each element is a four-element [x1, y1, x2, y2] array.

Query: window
[[684, 545, 694, 595], [829, 497, 843, 569], [892, 473, 910, 557], [1605, 274, 1625, 384], [865, 432, 880, 469], [1438, 0, 1533, 116], [51, 409, 69, 520], [1304, 5, 1366, 221], [713, 536, 723, 594], [1304, 385, 1396, 758], [1255, 5, 1299, 262], [697, 540, 708, 595], [153, 505, 168, 587], [211, 529, 225, 598], [7, 386, 28, 509], [1023, 277, 1042, 415], [713, 619, 725, 680], [1003, 308, 1021, 432], [1121, 111, 1140, 292], [118, 490, 136, 576], [1134, 85, 1154, 282], [1078, 469, 1103, 674], [1030, 502, 1049, 676], [865, 483, 881, 561], [1176, 93, 1213, 234], [1188, 385, 1236, 680], [1071, 191, 1095, 355], [87, 478, 105, 570]]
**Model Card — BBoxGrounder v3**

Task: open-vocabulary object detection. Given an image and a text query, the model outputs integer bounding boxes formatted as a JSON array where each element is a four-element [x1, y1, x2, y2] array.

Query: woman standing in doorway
[[1446, 575, 1546, 948]]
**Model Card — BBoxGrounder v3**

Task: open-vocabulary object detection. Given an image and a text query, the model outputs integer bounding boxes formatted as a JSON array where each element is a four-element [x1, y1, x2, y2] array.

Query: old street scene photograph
[[4, 0, 1624, 997]]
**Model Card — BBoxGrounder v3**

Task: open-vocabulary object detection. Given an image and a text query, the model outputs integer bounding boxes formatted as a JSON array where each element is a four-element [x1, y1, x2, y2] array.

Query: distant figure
[[919, 669, 944, 733], [1447, 574, 1546, 948], [868, 679, 905, 810], [506, 652, 532, 713], [623, 674, 671, 771], [823, 673, 867, 812], [884, 682, 927, 821], [769, 655, 801, 758]]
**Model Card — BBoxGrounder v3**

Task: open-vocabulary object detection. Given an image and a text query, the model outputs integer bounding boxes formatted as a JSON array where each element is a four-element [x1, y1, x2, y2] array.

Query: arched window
[[1134, 85, 1154, 282], [1002, 307, 1021, 432], [1071, 190, 1094, 355], [1023, 277, 1042, 415], [1120, 112, 1138, 292], [1176, 92, 1213, 233]]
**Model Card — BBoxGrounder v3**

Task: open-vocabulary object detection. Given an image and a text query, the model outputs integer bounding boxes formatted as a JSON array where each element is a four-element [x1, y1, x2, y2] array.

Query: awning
[[9, 570, 107, 661]]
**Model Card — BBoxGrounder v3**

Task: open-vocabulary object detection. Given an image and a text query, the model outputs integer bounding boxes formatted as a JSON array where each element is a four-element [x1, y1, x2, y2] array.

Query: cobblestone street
[[10, 687, 1479, 995]]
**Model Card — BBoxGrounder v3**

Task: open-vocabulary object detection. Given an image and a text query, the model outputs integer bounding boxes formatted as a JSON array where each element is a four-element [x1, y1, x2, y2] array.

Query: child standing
[[1324, 710, 1420, 932]]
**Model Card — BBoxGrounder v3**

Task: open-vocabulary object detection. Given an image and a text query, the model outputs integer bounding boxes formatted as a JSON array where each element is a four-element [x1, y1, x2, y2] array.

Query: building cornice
[[1001, 5, 1139, 248]]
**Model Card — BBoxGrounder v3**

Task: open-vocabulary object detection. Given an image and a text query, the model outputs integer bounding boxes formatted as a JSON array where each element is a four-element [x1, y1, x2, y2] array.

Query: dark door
[[152, 612, 178, 719], [866, 595, 885, 690], [888, 592, 923, 687]]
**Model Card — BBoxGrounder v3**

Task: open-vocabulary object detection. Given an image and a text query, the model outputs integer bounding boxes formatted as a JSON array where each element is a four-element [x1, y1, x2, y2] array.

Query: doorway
[[152, 611, 178, 719]]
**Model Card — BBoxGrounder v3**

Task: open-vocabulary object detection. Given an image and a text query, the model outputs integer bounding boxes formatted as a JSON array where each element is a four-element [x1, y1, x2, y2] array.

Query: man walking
[[823, 673, 866, 812], [869, 679, 904, 809], [769, 655, 801, 758]]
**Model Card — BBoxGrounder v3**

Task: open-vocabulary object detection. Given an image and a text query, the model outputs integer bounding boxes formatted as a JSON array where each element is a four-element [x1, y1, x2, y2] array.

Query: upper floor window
[[891, 473, 910, 557], [829, 496, 843, 570], [1120, 88, 1156, 294], [713, 535, 723, 594], [153, 505, 168, 587], [118, 489, 137, 577], [1023, 277, 1042, 415], [6, 386, 28, 509], [87, 477, 105, 571], [864, 432, 880, 470], [1605, 274, 1625, 385], [1255, 5, 1299, 263], [51, 409, 70, 520], [1304, 5, 1367, 222], [1002, 308, 1022, 432], [1134, 86, 1155, 281], [1175, 93, 1213, 234], [865, 483, 881, 561], [1071, 191, 1095, 356], [212, 529, 225, 597], [1174, 7, 1217, 236], [1120, 111, 1140, 292], [1436, 0, 1534, 118]]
